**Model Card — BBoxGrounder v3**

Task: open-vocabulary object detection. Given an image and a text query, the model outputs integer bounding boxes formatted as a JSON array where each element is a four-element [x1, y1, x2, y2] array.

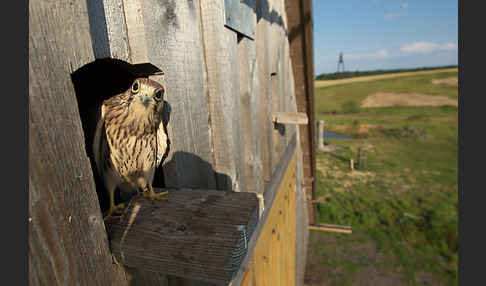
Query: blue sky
[[312, 0, 458, 75]]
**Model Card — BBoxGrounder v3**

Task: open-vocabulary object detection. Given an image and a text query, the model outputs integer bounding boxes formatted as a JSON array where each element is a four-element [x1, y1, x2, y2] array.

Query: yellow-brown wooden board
[[241, 153, 296, 286]]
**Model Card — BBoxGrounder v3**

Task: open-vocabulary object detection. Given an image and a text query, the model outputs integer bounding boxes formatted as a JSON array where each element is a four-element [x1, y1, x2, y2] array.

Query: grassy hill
[[306, 70, 458, 286]]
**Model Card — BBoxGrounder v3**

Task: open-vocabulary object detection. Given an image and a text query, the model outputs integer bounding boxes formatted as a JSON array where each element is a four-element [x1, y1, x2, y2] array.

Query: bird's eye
[[154, 89, 164, 101], [132, 80, 140, 93]]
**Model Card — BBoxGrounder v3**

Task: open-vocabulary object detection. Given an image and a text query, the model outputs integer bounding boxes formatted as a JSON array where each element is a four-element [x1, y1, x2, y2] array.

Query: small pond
[[316, 132, 354, 139]]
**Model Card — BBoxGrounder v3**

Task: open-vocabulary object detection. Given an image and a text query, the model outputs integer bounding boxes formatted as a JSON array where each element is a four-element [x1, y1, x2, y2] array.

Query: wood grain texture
[[281, 26, 299, 147], [247, 36, 266, 195], [285, 0, 316, 226], [271, 73, 281, 175], [239, 150, 296, 286], [273, 112, 309, 125], [294, 129, 309, 286], [309, 224, 352, 234], [230, 134, 296, 286], [29, 1, 128, 285], [256, 0, 273, 182], [237, 34, 263, 195], [140, 0, 217, 189], [88, 0, 131, 61], [276, 18, 288, 161], [122, 0, 149, 62], [106, 189, 259, 285], [237, 37, 252, 194], [200, 0, 241, 192]]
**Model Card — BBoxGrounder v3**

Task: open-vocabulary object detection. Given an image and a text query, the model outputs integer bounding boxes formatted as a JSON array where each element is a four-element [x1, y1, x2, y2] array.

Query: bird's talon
[[103, 203, 126, 221], [112, 254, 120, 266], [143, 190, 169, 201]]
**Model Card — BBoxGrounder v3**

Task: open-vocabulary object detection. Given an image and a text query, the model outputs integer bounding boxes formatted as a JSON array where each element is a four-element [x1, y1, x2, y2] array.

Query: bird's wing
[[156, 119, 170, 167], [93, 104, 109, 180]]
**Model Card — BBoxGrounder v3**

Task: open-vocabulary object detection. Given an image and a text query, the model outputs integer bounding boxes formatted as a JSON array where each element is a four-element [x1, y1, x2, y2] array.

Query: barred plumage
[[93, 78, 170, 220]]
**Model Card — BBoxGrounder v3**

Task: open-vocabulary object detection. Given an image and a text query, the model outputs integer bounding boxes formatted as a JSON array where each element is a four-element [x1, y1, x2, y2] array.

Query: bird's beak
[[138, 94, 154, 106]]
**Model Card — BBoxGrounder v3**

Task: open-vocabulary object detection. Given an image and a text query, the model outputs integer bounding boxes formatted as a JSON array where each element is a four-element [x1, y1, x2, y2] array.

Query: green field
[[305, 70, 458, 286]]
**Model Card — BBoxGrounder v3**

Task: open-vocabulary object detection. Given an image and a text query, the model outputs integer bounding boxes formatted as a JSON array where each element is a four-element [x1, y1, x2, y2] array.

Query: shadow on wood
[[273, 122, 286, 136], [105, 188, 259, 285]]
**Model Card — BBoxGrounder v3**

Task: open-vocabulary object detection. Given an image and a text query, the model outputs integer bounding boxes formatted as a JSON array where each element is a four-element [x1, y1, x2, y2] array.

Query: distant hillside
[[315, 65, 458, 80]]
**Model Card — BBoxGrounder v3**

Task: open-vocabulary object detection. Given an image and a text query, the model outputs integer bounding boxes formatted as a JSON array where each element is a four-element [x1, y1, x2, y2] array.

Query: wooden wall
[[30, 0, 312, 285], [29, 1, 129, 285]]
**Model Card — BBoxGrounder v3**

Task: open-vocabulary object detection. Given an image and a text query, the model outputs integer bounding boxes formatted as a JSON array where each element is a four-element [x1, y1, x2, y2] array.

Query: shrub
[[341, 100, 360, 113]]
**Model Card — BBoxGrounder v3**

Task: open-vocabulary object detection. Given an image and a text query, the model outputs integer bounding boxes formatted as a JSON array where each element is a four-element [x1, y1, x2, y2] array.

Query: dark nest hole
[[71, 58, 166, 212]]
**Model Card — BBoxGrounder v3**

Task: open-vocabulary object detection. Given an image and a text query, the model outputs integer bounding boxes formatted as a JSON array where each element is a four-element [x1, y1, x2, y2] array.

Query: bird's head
[[128, 78, 165, 115]]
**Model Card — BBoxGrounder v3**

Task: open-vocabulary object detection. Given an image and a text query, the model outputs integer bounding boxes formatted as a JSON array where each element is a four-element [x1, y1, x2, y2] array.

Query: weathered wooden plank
[[238, 34, 264, 195], [278, 52, 288, 161], [294, 129, 309, 286], [200, 0, 242, 192], [95, 0, 132, 60], [247, 35, 266, 194], [281, 30, 299, 147], [29, 1, 129, 285], [87, 0, 130, 60], [140, 0, 217, 190], [271, 0, 289, 164], [91, 0, 150, 63], [256, 0, 273, 182], [106, 189, 259, 285], [285, 0, 316, 228], [122, 0, 149, 62], [237, 37, 253, 194], [309, 224, 353, 234], [272, 112, 309, 125], [271, 72, 282, 172]]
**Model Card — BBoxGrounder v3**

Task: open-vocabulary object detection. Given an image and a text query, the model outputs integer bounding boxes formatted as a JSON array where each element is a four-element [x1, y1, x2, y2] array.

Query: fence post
[[318, 120, 325, 149], [357, 147, 367, 169]]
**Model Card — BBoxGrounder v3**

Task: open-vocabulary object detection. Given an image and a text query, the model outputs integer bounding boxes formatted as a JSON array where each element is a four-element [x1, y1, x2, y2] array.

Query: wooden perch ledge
[[105, 188, 259, 285], [272, 112, 309, 125], [308, 223, 352, 234]]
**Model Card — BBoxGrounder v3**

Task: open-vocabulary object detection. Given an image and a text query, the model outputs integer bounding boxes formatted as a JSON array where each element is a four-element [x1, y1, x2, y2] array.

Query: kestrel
[[93, 78, 170, 220]]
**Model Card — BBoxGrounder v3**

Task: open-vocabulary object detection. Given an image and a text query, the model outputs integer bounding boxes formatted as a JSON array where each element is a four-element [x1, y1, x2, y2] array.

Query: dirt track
[[315, 68, 458, 88], [361, 92, 458, 108], [431, 77, 458, 87]]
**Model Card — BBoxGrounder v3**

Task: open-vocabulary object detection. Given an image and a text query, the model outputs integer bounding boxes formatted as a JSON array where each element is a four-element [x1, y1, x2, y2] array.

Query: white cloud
[[346, 49, 389, 60], [401, 3, 409, 9], [442, 43, 457, 50], [400, 42, 457, 53]]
